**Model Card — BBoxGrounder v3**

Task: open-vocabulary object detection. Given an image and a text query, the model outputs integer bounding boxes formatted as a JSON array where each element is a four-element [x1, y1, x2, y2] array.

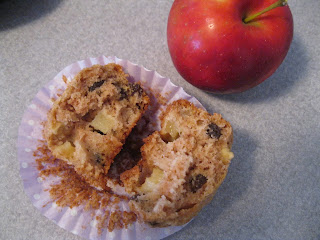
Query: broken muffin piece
[[120, 99, 233, 227], [45, 63, 150, 190]]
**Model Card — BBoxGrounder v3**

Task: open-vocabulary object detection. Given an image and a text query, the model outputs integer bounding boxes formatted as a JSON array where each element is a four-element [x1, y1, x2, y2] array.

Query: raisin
[[119, 88, 128, 100], [190, 174, 207, 193], [131, 83, 143, 96], [112, 82, 126, 100], [88, 80, 105, 92], [206, 123, 221, 139], [112, 82, 139, 100]]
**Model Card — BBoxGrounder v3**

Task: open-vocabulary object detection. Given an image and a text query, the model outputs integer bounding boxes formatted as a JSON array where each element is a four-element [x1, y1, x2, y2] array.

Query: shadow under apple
[[0, 0, 63, 31], [208, 34, 307, 104], [167, 128, 257, 239]]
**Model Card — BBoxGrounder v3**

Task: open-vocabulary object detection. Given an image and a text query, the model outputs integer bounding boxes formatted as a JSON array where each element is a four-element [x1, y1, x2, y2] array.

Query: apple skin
[[167, 0, 293, 93]]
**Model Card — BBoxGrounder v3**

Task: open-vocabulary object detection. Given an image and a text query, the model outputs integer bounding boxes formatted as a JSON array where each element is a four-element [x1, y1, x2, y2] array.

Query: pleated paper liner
[[18, 56, 204, 240]]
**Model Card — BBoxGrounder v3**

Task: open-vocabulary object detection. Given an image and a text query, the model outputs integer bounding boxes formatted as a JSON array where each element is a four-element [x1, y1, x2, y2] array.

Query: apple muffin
[[120, 99, 233, 227], [44, 64, 150, 190]]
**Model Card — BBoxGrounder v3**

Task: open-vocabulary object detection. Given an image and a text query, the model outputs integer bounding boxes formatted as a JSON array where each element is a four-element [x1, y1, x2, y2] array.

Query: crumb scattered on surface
[[62, 75, 68, 84], [33, 140, 136, 234]]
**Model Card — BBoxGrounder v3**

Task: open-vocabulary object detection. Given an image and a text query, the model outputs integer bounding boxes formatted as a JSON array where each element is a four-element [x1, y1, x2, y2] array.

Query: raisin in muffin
[[120, 99, 233, 227], [44, 64, 150, 190]]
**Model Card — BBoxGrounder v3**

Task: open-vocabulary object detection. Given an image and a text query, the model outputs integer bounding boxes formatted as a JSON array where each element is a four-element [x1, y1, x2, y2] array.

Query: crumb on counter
[[33, 140, 136, 234]]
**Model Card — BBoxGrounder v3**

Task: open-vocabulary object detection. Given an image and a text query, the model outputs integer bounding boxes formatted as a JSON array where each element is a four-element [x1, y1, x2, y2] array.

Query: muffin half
[[121, 99, 233, 226], [45, 64, 150, 190]]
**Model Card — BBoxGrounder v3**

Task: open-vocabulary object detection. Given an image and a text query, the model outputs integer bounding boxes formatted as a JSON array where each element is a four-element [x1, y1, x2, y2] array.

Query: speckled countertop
[[1, 0, 319, 239]]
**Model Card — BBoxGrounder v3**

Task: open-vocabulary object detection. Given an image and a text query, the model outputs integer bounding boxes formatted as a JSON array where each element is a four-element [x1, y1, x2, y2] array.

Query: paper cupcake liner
[[18, 56, 204, 240]]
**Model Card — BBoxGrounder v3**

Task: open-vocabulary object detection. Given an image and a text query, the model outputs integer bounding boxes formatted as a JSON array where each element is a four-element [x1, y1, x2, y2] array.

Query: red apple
[[167, 0, 293, 93]]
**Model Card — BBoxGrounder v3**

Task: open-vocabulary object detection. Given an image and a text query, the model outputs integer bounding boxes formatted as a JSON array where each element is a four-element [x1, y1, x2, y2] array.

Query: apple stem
[[243, 0, 288, 23]]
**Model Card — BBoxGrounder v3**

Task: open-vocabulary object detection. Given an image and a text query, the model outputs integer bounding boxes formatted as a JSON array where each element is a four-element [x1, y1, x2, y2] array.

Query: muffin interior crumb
[[120, 99, 234, 227]]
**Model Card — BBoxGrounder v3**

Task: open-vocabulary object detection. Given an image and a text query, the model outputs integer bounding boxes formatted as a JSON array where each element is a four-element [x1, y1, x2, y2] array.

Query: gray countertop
[[1, 0, 319, 239]]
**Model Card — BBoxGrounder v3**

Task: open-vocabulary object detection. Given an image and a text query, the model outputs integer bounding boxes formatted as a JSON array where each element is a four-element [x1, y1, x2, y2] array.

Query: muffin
[[44, 63, 150, 190], [121, 99, 233, 227]]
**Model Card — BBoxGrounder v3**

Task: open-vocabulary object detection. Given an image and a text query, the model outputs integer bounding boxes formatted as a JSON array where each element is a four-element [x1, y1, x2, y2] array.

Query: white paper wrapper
[[18, 56, 204, 240]]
